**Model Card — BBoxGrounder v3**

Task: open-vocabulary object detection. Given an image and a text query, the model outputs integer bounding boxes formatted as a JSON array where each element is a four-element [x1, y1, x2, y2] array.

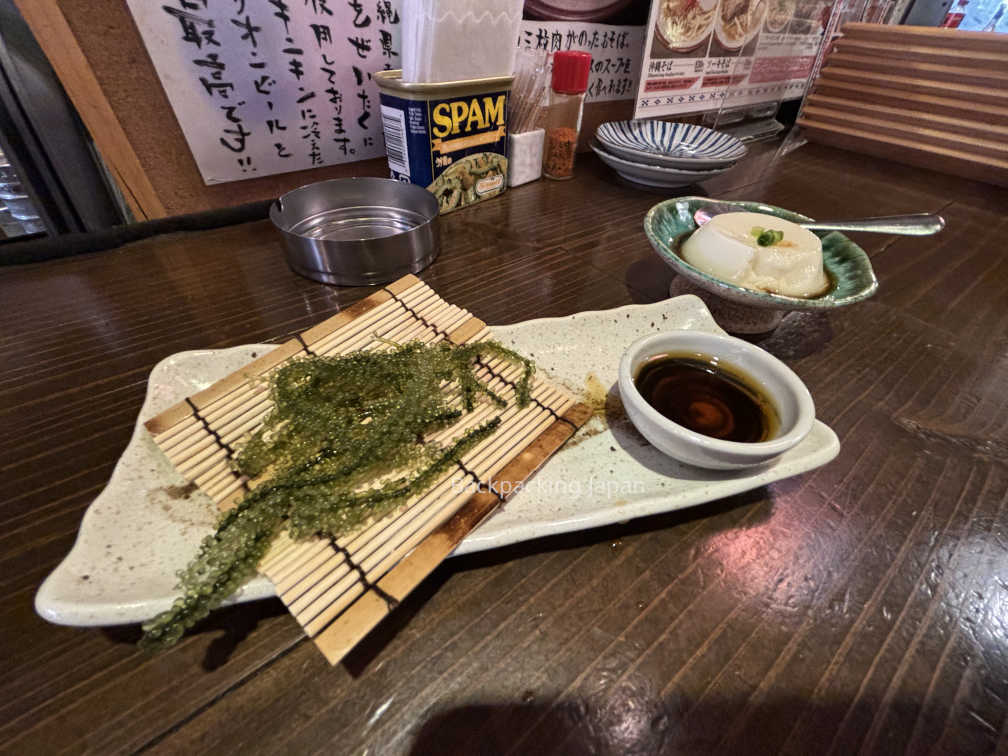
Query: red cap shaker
[[542, 51, 592, 180], [551, 51, 592, 95]]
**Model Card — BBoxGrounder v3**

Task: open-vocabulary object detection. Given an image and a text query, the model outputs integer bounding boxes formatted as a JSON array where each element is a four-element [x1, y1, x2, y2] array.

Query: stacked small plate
[[592, 120, 746, 188]]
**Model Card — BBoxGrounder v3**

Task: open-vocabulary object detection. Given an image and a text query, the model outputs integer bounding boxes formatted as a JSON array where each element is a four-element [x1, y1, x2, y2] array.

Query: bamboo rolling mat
[[144, 275, 591, 663]]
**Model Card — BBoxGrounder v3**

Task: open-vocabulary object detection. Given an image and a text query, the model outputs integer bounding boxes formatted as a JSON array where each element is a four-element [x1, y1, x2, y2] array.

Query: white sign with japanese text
[[125, 0, 401, 184], [517, 21, 644, 103]]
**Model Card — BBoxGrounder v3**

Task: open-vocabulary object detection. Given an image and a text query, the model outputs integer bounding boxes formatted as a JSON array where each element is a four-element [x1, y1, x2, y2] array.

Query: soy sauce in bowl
[[634, 353, 778, 443]]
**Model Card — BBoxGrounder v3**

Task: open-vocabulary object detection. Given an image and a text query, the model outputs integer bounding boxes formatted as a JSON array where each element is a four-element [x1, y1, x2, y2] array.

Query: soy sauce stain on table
[[634, 353, 778, 442]]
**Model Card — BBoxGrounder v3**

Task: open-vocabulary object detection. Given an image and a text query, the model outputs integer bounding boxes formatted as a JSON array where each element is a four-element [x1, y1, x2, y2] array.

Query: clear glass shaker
[[542, 51, 592, 180]]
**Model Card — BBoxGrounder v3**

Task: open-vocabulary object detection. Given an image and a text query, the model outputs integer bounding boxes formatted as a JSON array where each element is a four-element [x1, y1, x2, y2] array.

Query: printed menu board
[[635, 0, 829, 118]]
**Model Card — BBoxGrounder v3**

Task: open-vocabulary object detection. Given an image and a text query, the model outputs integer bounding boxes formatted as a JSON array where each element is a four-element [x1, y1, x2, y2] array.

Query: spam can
[[375, 70, 512, 214]]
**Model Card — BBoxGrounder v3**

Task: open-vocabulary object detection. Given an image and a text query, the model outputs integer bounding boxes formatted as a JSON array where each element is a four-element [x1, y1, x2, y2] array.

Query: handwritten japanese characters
[[126, 0, 401, 183], [517, 22, 644, 104]]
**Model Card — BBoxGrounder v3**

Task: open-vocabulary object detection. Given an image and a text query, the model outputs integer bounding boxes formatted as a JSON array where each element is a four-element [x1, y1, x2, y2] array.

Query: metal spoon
[[694, 204, 945, 236]]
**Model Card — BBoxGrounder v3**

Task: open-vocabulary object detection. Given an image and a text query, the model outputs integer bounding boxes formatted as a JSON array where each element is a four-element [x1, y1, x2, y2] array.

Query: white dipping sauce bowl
[[618, 331, 816, 470]]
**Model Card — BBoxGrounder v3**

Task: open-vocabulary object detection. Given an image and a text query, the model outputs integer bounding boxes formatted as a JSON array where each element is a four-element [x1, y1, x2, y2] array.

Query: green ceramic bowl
[[644, 197, 879, 310]]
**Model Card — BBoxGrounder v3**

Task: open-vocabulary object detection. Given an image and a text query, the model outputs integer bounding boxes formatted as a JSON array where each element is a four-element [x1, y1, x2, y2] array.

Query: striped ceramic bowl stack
[[592, 120, 746, 189]]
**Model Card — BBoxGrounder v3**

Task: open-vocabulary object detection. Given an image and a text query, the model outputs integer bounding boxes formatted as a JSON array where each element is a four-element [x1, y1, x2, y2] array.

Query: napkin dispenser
[[401, 0, 524, 84]]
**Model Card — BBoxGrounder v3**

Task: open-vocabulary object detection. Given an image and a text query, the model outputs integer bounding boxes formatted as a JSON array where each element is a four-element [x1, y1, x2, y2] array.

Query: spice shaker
[[542, 51, 591, 180]]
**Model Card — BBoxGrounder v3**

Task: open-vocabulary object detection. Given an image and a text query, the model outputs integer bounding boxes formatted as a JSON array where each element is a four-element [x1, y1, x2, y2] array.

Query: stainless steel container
[[270, 178, 440, 286]]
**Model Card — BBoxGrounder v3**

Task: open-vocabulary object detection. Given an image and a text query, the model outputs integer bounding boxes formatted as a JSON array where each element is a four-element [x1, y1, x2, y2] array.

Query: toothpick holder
[[507, 129, 545, 188]]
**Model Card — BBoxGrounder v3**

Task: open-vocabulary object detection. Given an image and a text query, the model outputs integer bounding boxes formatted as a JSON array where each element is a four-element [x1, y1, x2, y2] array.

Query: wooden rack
[[799, 23, 1008, 187]]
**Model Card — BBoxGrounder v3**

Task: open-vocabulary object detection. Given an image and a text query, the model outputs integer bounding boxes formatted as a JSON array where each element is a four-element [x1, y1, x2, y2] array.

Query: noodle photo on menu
[[715, 0, 769, 49], [656, 0, 719, 53], [765, 0, 797, 31], [787, 0, 829, 34]]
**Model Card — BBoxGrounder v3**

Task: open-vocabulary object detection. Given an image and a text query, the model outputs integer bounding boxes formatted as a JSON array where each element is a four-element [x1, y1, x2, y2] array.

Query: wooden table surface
[[3, 144, 1007, 755]]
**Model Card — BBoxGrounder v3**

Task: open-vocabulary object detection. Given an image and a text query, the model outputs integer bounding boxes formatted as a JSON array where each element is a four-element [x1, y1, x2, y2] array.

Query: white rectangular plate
[[36, 295, 839, 626]]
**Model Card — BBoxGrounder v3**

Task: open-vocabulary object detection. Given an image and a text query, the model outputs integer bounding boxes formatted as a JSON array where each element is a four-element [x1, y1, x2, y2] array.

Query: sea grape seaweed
[[140, 340, 533, 650]]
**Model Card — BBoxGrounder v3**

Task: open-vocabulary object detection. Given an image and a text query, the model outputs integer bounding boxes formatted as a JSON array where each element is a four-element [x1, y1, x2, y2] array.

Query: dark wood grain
[[2, 143, 1007, 755]]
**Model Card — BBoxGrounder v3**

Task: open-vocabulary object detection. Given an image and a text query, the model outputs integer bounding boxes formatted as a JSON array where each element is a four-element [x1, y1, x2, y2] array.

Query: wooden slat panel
[[804, 23, 1008, 187], [812, 78, 1008, 126], [818, 67, 1008, 108], [798, 117, 1008, 187], [834, 38, 1008, 71], [802, 105, 1008, 163], [839, 21, 1008, 54], [804, 94, 1008, 143], [826, 52, 1008, 90]]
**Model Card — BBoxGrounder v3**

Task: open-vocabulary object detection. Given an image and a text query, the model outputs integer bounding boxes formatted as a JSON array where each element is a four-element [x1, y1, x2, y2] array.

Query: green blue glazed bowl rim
[[644, 197, 879, 310]]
